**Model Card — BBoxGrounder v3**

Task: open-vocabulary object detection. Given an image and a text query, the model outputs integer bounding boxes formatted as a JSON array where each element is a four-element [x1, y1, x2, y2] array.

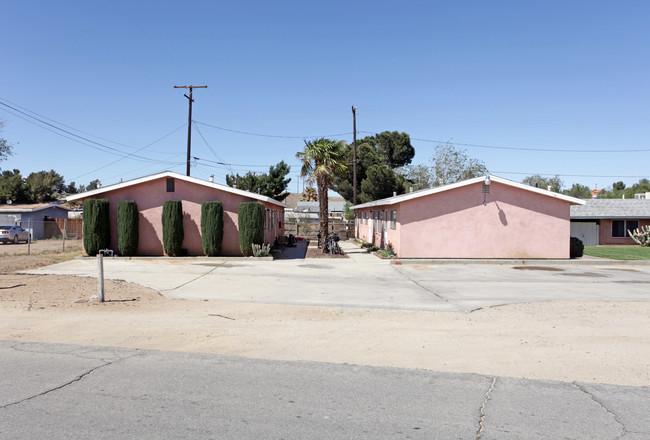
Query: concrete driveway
[[23, 241, 650, 312]]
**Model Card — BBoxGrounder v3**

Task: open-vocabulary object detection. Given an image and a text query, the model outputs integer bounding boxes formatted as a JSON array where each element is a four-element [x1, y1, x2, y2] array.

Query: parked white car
[[0, 225, 31, 244]]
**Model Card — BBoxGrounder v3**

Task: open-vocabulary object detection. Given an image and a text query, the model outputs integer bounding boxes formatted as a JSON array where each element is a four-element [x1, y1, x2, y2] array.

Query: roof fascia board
[[352, 175, 585, 209]]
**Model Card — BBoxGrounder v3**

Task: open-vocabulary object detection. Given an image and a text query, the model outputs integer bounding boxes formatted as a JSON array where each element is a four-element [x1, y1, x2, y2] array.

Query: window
[[612, 220, 639, 238], [373, 210, 377, 230], [390, 210, 397, 229], [364, 211, 368, 224], [166, 178, 175, 192]]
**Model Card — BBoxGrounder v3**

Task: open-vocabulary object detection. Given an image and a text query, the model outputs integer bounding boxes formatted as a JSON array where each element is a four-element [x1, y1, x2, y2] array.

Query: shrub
[[83, 198, 110, 256], [570, 236, 584, 259], [117, 200, 139, 256], [201, 201, 224, 256], [162, 200, 184, 256], [238, 202, 265, 256], [629, 225, 650, 246]]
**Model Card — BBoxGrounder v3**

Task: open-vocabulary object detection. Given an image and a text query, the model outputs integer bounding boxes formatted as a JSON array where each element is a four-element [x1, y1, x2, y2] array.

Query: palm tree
[[296, 138, 347, 252]]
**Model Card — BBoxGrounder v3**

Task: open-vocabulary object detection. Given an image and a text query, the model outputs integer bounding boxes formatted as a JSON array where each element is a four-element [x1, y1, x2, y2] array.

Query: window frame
[[390, 209, 396, 229], [612, 219, 639, 238]]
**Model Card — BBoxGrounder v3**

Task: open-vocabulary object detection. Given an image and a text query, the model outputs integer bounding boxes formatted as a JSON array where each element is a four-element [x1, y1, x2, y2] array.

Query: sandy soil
[[1, 251, 649, 387]]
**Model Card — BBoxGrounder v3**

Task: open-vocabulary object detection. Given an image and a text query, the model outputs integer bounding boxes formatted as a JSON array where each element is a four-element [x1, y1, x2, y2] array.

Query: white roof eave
[[351, 175, 586, 209]]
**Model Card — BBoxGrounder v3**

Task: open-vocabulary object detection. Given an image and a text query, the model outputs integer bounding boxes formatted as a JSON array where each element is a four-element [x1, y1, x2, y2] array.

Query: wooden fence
[[44, 218, 83, 239], [284, 220, 353, 240]]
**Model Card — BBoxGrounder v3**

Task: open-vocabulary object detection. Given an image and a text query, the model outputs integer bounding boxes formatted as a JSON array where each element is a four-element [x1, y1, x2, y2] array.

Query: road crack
[[1, 354, 137, 410], [476, 377, 496, 439], [571, 382, 628, 438]]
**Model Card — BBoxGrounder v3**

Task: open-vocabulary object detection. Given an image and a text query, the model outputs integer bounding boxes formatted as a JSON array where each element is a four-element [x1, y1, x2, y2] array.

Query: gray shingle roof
[[570, 199, 650, 219]]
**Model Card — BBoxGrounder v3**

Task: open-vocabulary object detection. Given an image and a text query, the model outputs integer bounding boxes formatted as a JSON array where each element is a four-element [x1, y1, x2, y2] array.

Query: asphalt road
[[24, 241, 650, 312], [1, 341, 648, 440]]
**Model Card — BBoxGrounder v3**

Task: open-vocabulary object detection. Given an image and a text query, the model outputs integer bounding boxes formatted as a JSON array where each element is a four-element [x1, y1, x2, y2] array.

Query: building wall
[[355, 207, 401, 252], [357, 181, 573, 258], [598, 219, 650, 245], [81, 177, 283, 256]]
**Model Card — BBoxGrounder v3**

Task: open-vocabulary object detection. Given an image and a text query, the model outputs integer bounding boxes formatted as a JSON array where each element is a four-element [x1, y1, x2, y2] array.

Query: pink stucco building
[[352, 175, 584, 259], [67, 171, 285, 256]]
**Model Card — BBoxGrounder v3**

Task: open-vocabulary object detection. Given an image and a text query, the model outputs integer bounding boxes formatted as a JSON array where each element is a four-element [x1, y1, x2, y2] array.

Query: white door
[[570, 222, 599, 246]]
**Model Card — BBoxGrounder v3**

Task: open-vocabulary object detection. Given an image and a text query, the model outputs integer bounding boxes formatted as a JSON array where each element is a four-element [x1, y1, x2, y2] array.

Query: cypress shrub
[[118, 200, 139, 256], [238, 202, 265, 256], [162, 200, 184, 256], [570, 236, 584, 259], [201, 201, 224, 256], [83, 198, 110, 256]]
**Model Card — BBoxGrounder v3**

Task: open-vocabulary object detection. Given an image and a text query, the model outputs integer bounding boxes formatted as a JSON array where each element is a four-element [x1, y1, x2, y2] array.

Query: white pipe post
[[97, 253, 105, 302]]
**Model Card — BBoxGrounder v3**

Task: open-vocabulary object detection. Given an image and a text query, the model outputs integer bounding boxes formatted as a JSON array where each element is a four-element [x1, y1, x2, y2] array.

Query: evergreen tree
[[117, 200, 139, 256], [201, 201, 224, 256]]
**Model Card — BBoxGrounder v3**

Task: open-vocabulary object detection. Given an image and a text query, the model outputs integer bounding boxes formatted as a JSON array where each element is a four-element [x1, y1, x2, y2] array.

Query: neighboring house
[[284, 196, 346, 222], [570, 199, 650, 246], [0, 203, 71, 240], [66, 171, 286, 256], [352, 175, 584, 259]]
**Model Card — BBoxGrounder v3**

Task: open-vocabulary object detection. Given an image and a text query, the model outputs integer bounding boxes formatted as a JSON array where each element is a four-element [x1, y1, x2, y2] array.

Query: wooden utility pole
[[352, 105, 358, 205], [174, 85, 207, 176]]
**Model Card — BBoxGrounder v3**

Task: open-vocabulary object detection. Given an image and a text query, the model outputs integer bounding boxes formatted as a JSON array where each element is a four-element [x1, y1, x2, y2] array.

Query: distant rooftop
[[570, 199, 650, 219]]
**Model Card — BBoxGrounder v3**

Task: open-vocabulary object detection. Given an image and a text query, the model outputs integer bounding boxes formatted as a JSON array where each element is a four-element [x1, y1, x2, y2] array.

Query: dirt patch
[[0, 239, 83, 257], [1, 249, 649, 387]]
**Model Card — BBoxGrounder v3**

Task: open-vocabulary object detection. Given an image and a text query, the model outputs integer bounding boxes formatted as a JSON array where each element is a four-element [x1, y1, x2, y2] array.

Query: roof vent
[[209, 175, 214, 183], [409, 187, 413, 193], [393, 191, 397, 197]]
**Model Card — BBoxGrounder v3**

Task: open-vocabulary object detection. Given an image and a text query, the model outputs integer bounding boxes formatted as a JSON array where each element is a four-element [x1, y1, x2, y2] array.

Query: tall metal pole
[[352, 106, 358, 205], [174, 85, 207, 176]]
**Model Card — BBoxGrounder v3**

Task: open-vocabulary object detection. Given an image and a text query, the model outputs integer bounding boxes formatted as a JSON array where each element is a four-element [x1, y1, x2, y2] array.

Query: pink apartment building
[[67, 171, 285, 256], [352, 175, 585, 259]]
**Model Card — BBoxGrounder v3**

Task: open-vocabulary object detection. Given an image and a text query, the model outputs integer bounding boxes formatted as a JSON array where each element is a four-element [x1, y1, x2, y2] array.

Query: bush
[[83, 198, 110, 256], [570, 236, 584, 258], [162, 200, 184, 256], [238, 202, 265, 256], [117, 200, 139, 256], [629, 225, 650, 246], [201, 201, 224, 256]]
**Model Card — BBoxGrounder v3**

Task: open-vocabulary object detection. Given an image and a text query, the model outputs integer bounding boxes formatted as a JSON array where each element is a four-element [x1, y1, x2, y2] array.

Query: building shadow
[[272, 240, 308, 260]]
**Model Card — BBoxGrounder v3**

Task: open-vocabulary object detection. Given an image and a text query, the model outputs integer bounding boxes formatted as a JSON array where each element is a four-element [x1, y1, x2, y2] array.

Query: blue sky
[[1, 0, 648, 193]]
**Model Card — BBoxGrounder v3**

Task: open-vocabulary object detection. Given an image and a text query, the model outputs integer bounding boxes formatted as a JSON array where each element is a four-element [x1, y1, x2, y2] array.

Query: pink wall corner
[[398, 182, 573, 258], [82, 176, 284, 256]]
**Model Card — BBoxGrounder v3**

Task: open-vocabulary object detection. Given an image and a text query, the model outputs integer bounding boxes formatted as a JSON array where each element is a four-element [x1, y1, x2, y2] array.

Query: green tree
[[430, 143, 488, 186], [296, 138, 347, 252], [612, 181, 626, 191], [162, 200, 184, 256], [226, 160, 291, 201], [331, 131, 413, 203], [359, 164, 406, 203], [0, 119, 14, 163], [83, 198, 110, 256], [522, 174, 564, 193], [201, 201, 224, 256], [25, 170, 65, 202], [117, 200, 139, 256], [0, 169, 28, 203], [564, 183, 591, 199], [86, 179, 101, 191], [403, 164, 433, 191], [237, 202, 265, 256]]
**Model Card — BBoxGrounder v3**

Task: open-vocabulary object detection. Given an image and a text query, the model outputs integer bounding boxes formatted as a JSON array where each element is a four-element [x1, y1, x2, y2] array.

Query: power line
[[492, 171, 649, 179], [194, 120, 353, 139], [192, 121, 234, 175], [0, 100, 182, 163]]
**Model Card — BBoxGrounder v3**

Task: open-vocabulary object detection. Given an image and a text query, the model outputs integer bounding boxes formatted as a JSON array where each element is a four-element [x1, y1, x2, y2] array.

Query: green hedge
[[162, 200, 184, 256], [238, 202, 265, 256], [201, 201, 224, 256], [117, 200, 139, 256], [83, 198, 110, 256]]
